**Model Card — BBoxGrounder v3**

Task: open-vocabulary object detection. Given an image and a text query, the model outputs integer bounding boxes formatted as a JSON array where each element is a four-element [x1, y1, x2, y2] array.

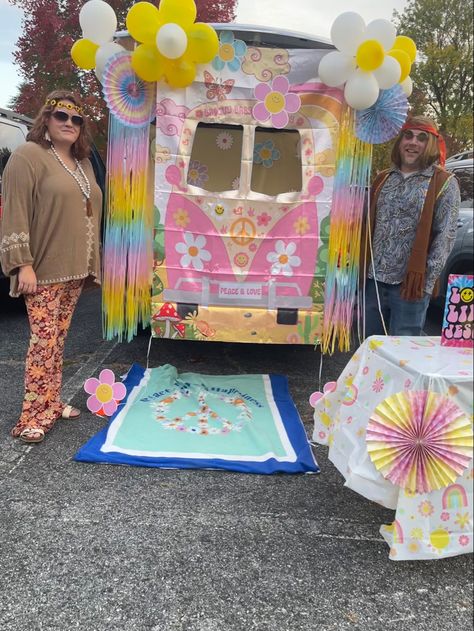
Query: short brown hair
[[26, 90, 91, 161], [391, 115, 441, 170]]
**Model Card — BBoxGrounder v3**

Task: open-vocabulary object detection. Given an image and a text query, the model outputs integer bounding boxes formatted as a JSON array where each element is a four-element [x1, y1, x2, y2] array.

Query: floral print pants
[[11, 279, 83, 437]]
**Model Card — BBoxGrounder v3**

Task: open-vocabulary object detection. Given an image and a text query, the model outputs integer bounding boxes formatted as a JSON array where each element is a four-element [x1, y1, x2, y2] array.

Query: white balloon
[[80, 0, 117, 46], [330, 12, 366, 57], [318, 51, 356, 87], [344, 70, 380, 110], [400, 76, 413, 97], [95, 42, 124, 78], [156, 23, 188, 60], [373, 55, 401, 89], [365, 19, 397, 52]]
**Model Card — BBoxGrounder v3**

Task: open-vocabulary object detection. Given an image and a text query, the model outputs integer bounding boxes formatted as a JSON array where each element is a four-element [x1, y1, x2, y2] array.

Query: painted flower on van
[[216, 131, 234, 150], [187, 160, 209, 187], [267, 240, 301, 277], [175, 232, 211, 271], [253, 140, 281, 168], [212, 31, 247, 73], [253, 76, 301, 129]]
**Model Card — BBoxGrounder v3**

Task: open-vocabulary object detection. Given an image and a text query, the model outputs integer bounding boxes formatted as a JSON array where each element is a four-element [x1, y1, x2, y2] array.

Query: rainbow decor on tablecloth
[[321, 105, 372, 353], [75, 364, 319, 474], [441, 274, 473, 348], [101, 53, 154, 341], [366, 390, 473, 494]]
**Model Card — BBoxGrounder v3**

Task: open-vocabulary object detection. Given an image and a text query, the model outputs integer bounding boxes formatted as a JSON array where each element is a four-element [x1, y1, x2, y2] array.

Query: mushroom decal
[[172, 322, 186, 339], [153, 302, 181, 337]]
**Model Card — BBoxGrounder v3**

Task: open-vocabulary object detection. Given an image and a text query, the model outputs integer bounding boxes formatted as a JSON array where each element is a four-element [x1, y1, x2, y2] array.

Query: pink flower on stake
[[253, 76, 301, 129], [84, 369, 126, 416]]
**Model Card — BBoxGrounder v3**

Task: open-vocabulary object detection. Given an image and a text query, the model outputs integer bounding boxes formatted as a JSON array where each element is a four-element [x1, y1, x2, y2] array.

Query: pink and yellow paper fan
[[102, 50, 155, 128], [366, 390, 473, 494]]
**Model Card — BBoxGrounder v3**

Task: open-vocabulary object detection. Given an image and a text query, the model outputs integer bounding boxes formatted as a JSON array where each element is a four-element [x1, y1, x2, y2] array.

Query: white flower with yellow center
[[176, 232, 211, 271], [267, 240, 301, 276]]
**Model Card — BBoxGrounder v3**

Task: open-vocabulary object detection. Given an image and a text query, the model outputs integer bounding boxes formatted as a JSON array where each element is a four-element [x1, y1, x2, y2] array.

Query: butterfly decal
[[204, 71, 234, 102]]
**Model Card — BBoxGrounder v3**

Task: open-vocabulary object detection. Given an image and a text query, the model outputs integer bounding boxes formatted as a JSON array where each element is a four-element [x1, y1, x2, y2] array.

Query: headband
[[45, 99, 84, 115], [401, 121, 446, 167]]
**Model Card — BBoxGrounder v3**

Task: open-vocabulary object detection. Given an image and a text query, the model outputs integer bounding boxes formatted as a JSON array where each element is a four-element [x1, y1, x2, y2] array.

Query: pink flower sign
[[253, 76, 301, 129], [84, 369, 127, 417]]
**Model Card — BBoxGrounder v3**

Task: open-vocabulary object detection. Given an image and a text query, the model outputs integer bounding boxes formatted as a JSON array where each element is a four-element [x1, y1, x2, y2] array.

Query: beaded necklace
[[50, 143, 92, 217]]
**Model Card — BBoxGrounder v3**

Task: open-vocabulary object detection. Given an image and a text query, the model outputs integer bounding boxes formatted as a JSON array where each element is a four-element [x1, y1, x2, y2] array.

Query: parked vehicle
[[0, 107, 106, 283], [446, 150, 473, 165], [435, 158, 474, 301]]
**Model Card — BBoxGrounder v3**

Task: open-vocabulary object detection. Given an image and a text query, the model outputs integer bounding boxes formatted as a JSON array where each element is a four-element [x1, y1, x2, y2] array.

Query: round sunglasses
[[402, 129, 429, 142], [51, 110, 84, 127]]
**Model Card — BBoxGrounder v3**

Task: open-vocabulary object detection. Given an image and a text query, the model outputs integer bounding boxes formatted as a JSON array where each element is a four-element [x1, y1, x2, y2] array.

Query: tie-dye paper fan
[[355, 84, 408, 144], [366, 390, 473, 494], [102, 51, 155, 128]]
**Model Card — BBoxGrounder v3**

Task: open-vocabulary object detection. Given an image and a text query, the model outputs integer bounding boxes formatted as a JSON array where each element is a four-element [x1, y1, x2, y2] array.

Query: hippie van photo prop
[[151, 25, 337, 345], [72, 2, 416, 351]]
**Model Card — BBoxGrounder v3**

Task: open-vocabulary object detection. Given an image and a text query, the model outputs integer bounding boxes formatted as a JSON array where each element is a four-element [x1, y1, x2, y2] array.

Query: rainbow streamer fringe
[[102, 115, 153, 341], [321, 106, 372, 354]]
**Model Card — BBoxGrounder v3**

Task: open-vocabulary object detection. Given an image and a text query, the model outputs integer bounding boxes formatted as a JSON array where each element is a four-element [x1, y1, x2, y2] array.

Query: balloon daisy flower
[[127, 0, 219, 87]]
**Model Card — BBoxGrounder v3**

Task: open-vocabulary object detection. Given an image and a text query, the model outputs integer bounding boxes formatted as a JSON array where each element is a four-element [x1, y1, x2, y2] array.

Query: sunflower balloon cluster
[[71, 0, 219, 90], [126, 0, 219, 87], [318, 11, 416, 110], [71, 0, 124, 81]]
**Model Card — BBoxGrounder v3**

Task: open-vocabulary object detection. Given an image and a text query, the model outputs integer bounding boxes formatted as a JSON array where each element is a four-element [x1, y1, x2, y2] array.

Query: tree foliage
[[8, 0, 237, 150], [393, 0, 473, 153]]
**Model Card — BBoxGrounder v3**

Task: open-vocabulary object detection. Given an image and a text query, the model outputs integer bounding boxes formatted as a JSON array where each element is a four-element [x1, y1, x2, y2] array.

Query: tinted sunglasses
[[402, 129, 429, 142], [51, 110, 84, 127]]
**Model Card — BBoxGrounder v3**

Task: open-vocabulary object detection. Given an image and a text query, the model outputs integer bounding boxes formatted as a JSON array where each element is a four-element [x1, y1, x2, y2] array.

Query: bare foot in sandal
[[62, 405, 81, 419], [19, 427, 45, 443]]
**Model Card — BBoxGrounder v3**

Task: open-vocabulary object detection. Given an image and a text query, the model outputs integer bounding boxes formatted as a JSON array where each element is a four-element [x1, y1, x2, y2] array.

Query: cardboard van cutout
[[151, 26, 341, 344]]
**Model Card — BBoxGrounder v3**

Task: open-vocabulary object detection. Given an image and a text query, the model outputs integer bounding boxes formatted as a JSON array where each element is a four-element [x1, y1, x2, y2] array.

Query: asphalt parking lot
[[0, 286, 472, 631]]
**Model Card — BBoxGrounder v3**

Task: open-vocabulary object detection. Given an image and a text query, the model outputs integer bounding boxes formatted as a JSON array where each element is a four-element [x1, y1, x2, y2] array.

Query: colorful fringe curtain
[[102, 115, 153, 341], [321, 105, 372, 354]]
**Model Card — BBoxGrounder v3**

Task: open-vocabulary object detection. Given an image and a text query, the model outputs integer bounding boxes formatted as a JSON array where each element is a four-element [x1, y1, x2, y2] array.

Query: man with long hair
[[363, 115, 461, 336]]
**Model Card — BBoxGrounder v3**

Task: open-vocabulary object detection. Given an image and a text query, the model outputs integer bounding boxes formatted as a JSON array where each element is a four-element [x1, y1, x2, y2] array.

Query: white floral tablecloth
[[312, 336, 473, 561]]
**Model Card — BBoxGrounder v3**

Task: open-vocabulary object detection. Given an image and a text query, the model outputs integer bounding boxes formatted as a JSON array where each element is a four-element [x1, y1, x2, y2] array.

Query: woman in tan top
[[0, 90, 102, 443]]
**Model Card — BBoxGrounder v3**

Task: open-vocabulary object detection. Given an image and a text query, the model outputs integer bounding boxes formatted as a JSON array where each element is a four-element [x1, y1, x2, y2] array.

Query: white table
[[312, 336, 473, 561]]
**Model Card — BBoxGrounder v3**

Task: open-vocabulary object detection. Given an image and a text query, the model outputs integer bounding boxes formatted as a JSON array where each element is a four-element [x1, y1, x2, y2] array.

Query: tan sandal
[[19, 427, 45, 443], [62, 405, 81, 419]]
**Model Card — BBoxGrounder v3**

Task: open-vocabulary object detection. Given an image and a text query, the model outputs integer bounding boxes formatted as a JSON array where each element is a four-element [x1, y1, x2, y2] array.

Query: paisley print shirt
[[369, 165, 460, 294]]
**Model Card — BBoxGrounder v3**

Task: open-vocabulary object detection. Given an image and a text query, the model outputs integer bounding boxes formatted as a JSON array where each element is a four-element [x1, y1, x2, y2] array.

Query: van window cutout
[[251, 127, 302, 196], [187, 123, 243, 192]]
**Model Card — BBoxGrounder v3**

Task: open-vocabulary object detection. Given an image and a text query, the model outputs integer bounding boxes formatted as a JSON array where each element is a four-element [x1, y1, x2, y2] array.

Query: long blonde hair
[[391, 115, 441, 170]]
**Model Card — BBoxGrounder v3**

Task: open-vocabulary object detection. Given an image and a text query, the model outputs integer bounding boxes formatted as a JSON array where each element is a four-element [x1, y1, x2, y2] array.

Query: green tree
[[393, 0, 473, 153]]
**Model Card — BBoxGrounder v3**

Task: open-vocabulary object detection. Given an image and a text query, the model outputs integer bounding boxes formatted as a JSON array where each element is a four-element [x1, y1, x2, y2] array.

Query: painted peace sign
[[230, 217, 256, 246]]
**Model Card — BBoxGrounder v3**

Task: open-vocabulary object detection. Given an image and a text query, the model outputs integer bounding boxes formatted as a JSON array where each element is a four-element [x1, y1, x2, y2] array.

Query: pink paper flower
[[84, 369, 126, 416], [252, 76, 301, 129]]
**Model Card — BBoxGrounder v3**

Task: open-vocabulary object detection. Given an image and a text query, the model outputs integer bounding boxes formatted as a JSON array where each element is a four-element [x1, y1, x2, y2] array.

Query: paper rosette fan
[[366, 390, 473, 494], [355, 84, 408, 144], [102, 51, 155, 128]]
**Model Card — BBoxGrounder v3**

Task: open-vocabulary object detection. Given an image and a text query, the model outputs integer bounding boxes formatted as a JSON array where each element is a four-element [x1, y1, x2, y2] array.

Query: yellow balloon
[[131, 44, 164, 82], [393, 35, 417, 63], [186, 23, 219, 63], [388, 48, 411, 82], [159, 0, 197, 29], [71, 39, 99, 70], [164, 58, 196, 88], [126, 2, 161, 44], [356, 39, 385, 72]]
